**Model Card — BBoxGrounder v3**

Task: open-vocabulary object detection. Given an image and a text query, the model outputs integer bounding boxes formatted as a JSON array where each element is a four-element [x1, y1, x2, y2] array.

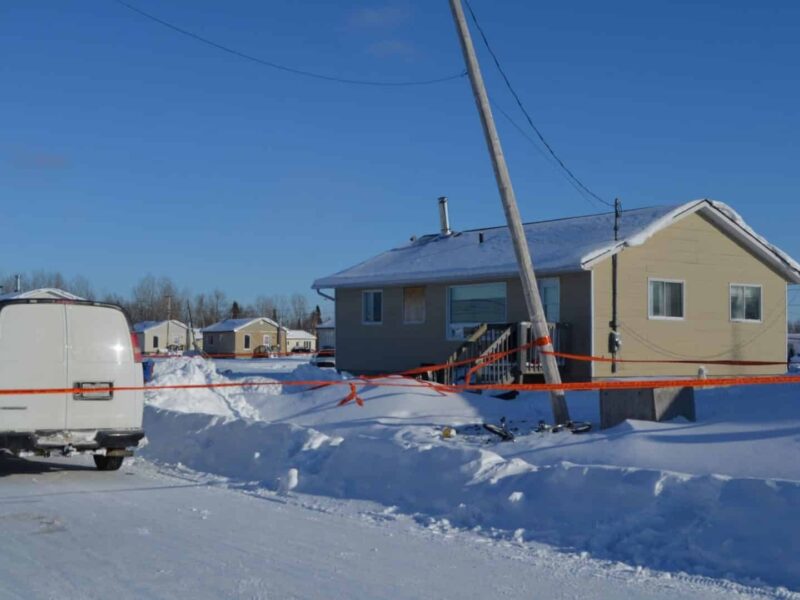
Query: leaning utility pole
[[449, 0, 570, 423]]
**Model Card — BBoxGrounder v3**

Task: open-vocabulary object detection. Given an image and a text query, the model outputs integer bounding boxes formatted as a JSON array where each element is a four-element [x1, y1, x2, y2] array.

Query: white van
[[0, 296, 145, 470]]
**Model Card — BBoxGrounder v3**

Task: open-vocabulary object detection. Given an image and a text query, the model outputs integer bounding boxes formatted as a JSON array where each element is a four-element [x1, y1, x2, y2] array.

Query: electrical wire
[[621, 301, 789, 361], [113, 0, 467, 87], [463, 0, 612, 209], [491, 97, 613, 209]]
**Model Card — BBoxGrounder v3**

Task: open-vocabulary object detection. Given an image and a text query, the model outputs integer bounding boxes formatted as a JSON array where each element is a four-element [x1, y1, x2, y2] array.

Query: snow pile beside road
[[142, 358, 800, 591], [147, 357, 279, 419]]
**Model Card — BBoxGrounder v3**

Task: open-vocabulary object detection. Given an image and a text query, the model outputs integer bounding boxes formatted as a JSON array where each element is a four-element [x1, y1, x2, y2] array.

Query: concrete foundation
[[600, 386, 696, 430]]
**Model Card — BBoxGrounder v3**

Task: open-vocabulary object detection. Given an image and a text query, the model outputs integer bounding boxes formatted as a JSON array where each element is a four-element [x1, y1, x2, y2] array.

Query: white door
[[66, 304, 142, 430], [0, 304, 69, 431]]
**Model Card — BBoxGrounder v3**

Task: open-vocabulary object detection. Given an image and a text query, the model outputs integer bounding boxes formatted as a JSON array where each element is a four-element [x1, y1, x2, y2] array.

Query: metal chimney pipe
[[14, 274, 21, 293], [438, 196, 451, 236]]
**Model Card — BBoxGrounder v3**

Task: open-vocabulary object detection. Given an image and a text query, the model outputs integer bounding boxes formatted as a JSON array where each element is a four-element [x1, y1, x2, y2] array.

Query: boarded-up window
[[403, 287, 426, 323]]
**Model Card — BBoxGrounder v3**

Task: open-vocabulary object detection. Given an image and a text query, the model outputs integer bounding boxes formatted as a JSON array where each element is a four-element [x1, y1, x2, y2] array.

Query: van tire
[[93, 455, 124, 471]]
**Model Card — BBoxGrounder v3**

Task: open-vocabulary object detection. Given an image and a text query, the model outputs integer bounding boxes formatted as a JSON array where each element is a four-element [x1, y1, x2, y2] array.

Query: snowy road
[[0, 455, 777, 600]]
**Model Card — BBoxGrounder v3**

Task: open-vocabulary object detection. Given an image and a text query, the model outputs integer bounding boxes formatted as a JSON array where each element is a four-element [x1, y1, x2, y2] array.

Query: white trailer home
[[134, 320, 190, 354], [286, 329, 317, 352]]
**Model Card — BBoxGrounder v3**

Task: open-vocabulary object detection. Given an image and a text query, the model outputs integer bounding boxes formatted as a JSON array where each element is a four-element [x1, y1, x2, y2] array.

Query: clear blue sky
[[2, 0, 799, 316]]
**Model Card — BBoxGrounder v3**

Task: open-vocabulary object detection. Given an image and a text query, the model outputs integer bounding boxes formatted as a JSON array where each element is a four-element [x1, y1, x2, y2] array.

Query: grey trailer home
[[0, 290, 145, 470]]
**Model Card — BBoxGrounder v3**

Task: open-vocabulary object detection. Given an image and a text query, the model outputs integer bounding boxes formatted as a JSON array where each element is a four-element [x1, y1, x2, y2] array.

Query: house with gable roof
[[202, 317, 287, 357], [312, 199, 800, 381]]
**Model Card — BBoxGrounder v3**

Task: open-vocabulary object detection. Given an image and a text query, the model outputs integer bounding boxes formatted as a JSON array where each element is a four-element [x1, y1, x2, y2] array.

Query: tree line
[[1, 271, 324, 332]]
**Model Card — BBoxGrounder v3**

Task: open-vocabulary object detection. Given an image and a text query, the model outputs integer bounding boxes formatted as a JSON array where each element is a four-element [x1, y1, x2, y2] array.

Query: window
[[538, 278, 560, 323], [649, 279, 684, 319], [403, 286, 426, 324], [153, 335, 159, 349], [362, 290, 383, 324], [262, 334, 271, 346], [448, 282, 506, 339], [244, 334, 251, 349], [730, 284, 762, 322], [207, 335, 214, 346]]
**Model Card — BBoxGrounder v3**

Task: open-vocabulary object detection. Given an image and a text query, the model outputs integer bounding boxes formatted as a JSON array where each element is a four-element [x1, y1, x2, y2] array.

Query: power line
[[491, 97, 611, 209], [463, 0, 612, 209], [113, 0, 467, 87]]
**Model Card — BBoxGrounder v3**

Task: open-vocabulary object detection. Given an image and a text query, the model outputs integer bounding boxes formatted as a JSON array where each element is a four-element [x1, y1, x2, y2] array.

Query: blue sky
[[2, 0, 799, 316]]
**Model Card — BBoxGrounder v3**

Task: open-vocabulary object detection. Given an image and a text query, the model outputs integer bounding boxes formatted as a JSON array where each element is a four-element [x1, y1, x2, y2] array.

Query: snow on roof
[[285, 329, 316, 340], [0, 288, 85, 301], [133, 320, 188, 332], [317, 317, 335, 329], [313, 200, 800, 289], [202, 317, 279, 333]]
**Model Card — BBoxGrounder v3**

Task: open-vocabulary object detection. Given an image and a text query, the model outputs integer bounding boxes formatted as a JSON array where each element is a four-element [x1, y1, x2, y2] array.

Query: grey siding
[[335, 274, 591, 379]]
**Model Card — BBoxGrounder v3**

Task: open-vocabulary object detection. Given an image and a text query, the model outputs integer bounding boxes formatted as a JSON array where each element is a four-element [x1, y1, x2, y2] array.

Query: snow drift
[[142, 357, 800, 591]]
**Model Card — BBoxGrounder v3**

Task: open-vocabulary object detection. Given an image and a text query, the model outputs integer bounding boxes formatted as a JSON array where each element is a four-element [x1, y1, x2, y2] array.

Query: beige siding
[[592, 211, 787, 377], [335, 273, 591, 378], [137, 322, 190, 353], [233, 321, 285, 356], [203, 322, 286, 357]]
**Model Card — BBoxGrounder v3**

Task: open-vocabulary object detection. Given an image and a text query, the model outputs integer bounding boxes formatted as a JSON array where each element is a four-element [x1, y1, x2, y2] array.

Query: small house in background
[[316, 317, 335, 350], [133, 320, 190, 354], [313, 199, 800, 381], [0, 288, 85, 301], [202, 317, 286, 357], [285, 329, 317, 352]]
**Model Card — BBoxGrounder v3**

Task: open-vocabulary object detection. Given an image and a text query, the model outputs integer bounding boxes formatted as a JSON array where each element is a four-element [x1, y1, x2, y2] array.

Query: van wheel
[[93, 455, 124, 471]]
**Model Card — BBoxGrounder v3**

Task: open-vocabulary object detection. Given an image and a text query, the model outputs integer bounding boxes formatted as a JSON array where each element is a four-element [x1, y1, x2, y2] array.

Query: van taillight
[[130, 332, 143, 363]]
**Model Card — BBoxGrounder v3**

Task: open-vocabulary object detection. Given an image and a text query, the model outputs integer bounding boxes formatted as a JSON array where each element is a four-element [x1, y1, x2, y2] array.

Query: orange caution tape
[[533, 335, 552, 347], [542, 349, 786, 367]]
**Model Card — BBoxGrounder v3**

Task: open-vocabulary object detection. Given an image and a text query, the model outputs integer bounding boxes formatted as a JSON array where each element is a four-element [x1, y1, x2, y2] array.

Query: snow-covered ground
[[0, 454, 772, 600], [136, 357, 800, 595]]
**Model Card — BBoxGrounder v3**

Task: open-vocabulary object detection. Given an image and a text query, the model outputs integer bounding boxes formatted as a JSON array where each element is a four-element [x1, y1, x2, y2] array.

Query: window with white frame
[[730, 284, 762, 322], [538, 278, 560, 323], [362, 290, 383, 324], [649, 279, 684, 319], [244, 334, 251, 349], [448, 282, 506, 339], [403, 286, 426, 324]]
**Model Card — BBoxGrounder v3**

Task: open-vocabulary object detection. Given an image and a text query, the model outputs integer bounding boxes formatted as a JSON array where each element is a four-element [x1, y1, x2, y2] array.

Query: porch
[[432, 321, 571, 386]]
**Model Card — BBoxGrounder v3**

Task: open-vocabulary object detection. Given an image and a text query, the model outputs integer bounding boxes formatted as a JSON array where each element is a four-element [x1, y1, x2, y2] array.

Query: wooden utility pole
[[610, 198, 621, 373], [165, 294, 172, 351], [449, 0, 570, 423]]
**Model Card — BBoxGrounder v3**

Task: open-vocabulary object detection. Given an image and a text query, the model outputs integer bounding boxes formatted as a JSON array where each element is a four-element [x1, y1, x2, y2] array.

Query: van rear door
[[65, 304, 142, 431], [0, 303, 69, 432]]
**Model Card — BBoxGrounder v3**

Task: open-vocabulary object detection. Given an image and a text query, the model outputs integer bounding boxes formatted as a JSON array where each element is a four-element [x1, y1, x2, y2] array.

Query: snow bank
[[142, 358, 800, 590], [147, 357, 280, 419]]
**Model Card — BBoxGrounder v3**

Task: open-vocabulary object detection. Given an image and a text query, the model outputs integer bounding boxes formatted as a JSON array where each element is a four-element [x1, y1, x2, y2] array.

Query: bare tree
[[289, 294, 308, 329]]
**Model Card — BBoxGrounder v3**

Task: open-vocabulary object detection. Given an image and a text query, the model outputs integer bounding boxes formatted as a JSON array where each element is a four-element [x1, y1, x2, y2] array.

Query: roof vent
[[438, 197, 451, 236]]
